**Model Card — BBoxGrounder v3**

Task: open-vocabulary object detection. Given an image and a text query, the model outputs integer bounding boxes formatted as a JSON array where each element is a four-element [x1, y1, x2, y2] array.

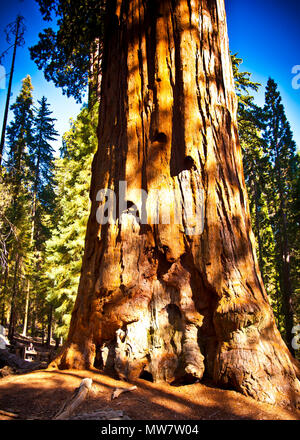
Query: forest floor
[[0, 367, 299, 421]]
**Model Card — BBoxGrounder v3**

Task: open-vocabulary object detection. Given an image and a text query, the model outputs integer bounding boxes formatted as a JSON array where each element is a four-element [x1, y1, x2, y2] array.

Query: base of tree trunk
[[50, 328, 300, 409], [49, 246, 300, 409]]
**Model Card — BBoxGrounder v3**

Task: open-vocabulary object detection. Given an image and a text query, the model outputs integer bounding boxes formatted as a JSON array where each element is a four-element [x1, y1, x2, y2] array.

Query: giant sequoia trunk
[[51, 0, 300, 407]]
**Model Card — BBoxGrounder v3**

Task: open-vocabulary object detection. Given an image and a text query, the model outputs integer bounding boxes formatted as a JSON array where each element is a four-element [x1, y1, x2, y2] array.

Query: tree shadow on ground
[[0, 369, 299, 420]]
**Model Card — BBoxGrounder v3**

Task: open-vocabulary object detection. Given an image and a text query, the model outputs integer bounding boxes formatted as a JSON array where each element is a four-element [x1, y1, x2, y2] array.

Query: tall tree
[[263, 78, 299, 354], [46, 0, 300, 408], [5, 75, 34, 182], [4, 75, 34, 339], [45, 104, 98, 340], [0, 15, 26, 166], [292, 153, 300, 339], [232, 56, 280, 327], [22, 96, 58, 337], [30, 96, 57, 243]]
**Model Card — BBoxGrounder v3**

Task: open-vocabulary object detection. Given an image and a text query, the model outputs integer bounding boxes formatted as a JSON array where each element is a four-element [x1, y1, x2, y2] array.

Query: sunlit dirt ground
[[0, 368, 299, 420]]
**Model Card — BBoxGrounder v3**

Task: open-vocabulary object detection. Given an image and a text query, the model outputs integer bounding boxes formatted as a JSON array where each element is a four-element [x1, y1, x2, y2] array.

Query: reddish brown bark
[[50, 0, 300, 408]]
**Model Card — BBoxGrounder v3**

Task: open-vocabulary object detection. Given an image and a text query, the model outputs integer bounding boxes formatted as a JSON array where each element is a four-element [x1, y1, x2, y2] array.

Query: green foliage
[[30, 0, 105, 101], [6, 75, 34, 185], [231, 55, 276, 298], [231, 53, 260, 111], [1, 76, 34, 334], [45, 103, 98, 337], [25, 96, 59, 338], [0, 76, 59, 339], [4, 75, 34, 261], [30, 96, 58, 244], [263, 78, 299, 345], [232, 56, 299, 347]]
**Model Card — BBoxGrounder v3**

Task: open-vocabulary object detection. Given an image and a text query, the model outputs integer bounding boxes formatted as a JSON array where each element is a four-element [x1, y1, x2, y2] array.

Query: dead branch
[[53, 378, 92, 420], [111, 385, 137, 400], [0, 409, 19, 419]]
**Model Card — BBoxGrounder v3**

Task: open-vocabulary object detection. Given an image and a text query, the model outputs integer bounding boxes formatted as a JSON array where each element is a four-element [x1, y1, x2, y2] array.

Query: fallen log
[[0, 348, 29, 369], [53, 378, 92, 420], [0, 349, 41, 372]]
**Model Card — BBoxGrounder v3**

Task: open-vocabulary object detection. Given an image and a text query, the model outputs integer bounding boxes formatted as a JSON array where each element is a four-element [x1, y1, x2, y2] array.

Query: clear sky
[[226, 0, 300, 149], [0, 0, 299, 154]]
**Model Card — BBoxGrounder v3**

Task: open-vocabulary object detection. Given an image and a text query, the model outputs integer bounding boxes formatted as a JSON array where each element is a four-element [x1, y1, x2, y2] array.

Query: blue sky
[[0, 0, 299, 154], [226, 0, 300, 149]]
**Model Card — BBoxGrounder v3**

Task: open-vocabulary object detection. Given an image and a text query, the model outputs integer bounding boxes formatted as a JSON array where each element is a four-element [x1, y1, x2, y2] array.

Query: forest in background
[[0, 7, 299, 357]]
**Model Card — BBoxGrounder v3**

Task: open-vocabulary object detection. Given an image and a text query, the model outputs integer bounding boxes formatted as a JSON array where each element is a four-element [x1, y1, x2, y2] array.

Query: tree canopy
[[30, 0, 105, 101]]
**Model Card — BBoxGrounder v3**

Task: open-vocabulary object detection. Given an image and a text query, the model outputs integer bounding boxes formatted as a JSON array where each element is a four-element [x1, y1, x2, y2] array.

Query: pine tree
[[22, 96, 58, 337], [45, 104, 98, 338], [3, 75, 34, 339], [231, 56, 279, 325], [1, 78, 58, 340], [263, 78, 299, 353], [292, 153, 300, 338], [31, 96, 57, 240], [5, 75, 34, 187], [0, 170, 13, 326]]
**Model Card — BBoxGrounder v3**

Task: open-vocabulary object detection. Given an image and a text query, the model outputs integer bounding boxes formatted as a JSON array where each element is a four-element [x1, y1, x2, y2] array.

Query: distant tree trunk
[[273, 135, 295, 355], [46, 305, 53, 347], [0, 298, 6, 327], [30, 301, 36, 338], [21, 280, 30, 336], [0, 16, 21, 166], [0, 265, 9, 326], [8, 255, 19, 340], [21, 193, 36, 338], [0, 302, 4, 326], [41, 325, 45, 345], [51, 0, 300, 408], [279, 199, 294, 355], [252, 179, 264, 282]]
